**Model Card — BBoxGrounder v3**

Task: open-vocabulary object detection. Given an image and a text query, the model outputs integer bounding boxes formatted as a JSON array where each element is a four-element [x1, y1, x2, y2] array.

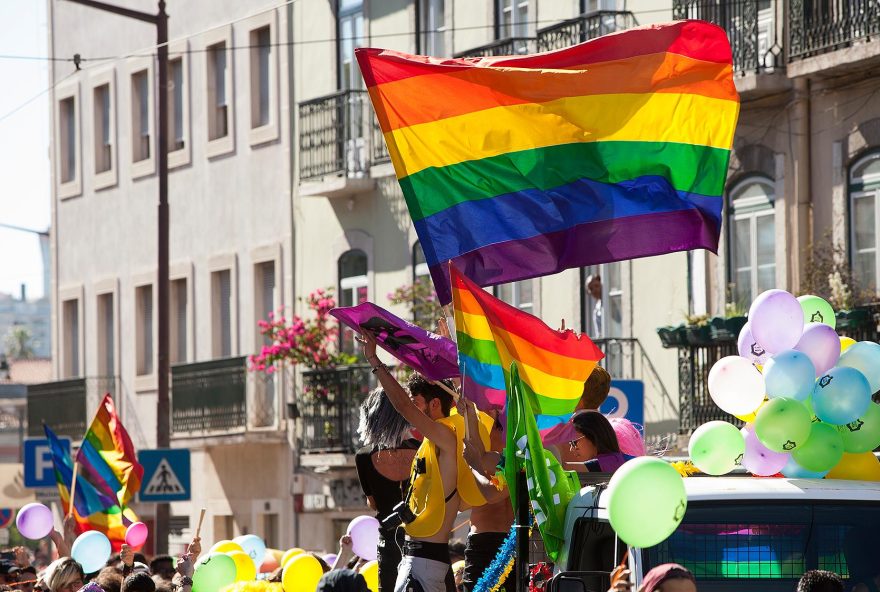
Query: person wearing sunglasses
[[563, 411, 634, 473]]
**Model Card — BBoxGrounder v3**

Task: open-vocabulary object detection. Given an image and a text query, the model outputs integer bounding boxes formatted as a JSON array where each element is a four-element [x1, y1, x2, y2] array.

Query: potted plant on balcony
[[656, 323, 688, 349]]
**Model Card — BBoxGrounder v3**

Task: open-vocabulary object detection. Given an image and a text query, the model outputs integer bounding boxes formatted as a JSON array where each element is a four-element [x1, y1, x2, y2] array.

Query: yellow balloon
[[826, 451, 880, 481], [212, 540, 245, 554], [227, 550, 257, 582], [735, 398, 768, 423], [280, 548, 305, 568], [268, 549, 285, 564], [282, 554, 323, 592], [359, 560, 379, 592], [840, 336, 856, 353]]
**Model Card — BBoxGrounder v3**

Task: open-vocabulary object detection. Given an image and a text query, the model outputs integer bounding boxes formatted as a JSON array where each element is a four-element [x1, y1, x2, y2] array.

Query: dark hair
[[94, 568, 124, 592], [572, 411, 620, 454], [121, 573, 155, 592], [581, 366, 611, 410], [309, 553, 331, 574], [147, 557, 171, 572], [152, 580, 173, 592], [797, 571, 844, 592], [407, 375, 454, 416]]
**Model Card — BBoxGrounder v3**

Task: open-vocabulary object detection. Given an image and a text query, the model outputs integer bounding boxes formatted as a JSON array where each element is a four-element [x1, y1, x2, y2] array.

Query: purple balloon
[[16, 503, 53, 540], [742, 425, 790, 476], [795, 322, 841, 375], [738, 322, 769, 364], [323, 554, 338, 566], [346, 515, 379, 561], [749, 290, 805, 355]]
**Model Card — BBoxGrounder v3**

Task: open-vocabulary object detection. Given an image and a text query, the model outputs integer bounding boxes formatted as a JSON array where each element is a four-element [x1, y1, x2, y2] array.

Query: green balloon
[[607, 457, 687, 548], [804, 397, 820, 423], [688, 421, 745, 475], [838, 403, 880, 453], [754, 397, 812, 452], [792, 422, 845, 472], [797, 295, 836, 329], [193, 553, 237, 592]]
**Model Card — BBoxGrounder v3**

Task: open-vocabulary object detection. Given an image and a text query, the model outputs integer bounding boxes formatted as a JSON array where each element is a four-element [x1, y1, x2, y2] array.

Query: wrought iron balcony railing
[[27, 376, 118, 438], [299, 90, 373, 181], [536, 11, 638, 52], [297, 364, 374, 454], [673, 0, 781, 74], [170, 357, 282, 435], [455, 37, 537, 58], [789, 0, 880, 60]]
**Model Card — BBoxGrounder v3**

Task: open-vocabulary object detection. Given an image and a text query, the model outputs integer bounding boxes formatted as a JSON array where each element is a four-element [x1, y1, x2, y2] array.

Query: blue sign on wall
[[24, 437, 70, 488], [138, 449, 191, 502], [600, 380, 645, 427]]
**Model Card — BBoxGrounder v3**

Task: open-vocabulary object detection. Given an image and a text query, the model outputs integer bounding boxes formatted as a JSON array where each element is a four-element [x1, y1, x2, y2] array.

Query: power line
[[0, 70, 76, 126]]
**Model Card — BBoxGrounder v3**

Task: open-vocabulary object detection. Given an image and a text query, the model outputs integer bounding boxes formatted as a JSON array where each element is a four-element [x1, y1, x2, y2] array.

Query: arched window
[[728, 177, 776, 307], [849, 151, 880, 292], [338, 249, 368, 353]]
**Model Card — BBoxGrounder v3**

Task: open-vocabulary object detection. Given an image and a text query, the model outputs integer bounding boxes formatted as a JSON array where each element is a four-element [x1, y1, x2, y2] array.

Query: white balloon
[[708, 356, 766, 416]]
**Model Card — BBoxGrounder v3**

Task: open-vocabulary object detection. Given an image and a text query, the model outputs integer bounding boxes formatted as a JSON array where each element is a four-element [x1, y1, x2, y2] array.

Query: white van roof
[[569, 477, 880, 511]]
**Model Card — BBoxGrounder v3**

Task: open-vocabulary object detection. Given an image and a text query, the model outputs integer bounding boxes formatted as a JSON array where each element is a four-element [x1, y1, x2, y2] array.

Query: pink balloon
[[795, 322, 841, 375], [742, 425, 789, 476], [749, 290, 804, 354], [346, 516, 379, 561], [125, 521, 149, 548]]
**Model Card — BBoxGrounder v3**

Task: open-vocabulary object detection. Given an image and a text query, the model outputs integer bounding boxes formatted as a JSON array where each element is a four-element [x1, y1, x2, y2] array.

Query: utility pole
[[62, 0, 170, 554]]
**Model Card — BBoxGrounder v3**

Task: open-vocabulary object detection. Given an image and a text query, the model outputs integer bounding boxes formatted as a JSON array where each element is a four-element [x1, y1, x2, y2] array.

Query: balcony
[[788, 0, 880, 72], [298, 90, 386, 197], [673, 0, 788, 97], [536, 11, 638, 52], [455, 37, 537, 58], [27, 376, 118, 438], [171, 357, 283, 438], [296, 365, 374, 455]]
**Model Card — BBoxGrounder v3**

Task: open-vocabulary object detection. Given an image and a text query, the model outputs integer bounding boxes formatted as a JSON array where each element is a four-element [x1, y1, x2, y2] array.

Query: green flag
[[505, 362, 581, 561]]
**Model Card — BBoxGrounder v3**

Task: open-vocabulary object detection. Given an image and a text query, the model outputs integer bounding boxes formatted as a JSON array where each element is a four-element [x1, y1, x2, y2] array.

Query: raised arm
[[360, 331, 456, 451]]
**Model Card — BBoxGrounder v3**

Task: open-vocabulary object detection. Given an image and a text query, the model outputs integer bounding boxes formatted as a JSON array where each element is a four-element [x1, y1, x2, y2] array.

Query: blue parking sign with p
[[24, 437, 70, 488], [600, 380, 645, 427]]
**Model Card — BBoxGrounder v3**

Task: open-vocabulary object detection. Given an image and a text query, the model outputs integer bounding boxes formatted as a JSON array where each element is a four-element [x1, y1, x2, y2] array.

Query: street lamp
[[61, 0, 171, 554]]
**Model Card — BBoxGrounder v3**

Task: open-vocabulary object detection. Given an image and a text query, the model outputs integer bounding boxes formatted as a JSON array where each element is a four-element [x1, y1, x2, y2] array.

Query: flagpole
[[67, 461, 79, 519], [515, 467, 529, 592]]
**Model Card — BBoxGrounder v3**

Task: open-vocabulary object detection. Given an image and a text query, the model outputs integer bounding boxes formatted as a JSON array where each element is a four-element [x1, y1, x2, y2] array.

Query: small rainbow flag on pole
[[451, 265, 604, 415], [76, 394, 143, 508], [357, 21, 739, 304]]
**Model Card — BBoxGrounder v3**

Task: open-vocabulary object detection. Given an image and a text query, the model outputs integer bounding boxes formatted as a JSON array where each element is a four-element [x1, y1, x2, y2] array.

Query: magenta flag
[[330, 302, 459, 381]]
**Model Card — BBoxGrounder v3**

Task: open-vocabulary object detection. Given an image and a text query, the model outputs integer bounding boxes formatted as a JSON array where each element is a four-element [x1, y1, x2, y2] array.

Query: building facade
[[44, 0, 880, 552]]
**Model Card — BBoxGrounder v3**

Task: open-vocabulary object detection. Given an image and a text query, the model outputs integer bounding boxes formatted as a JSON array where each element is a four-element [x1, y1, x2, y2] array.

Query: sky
[[0, 1, 50, 300]]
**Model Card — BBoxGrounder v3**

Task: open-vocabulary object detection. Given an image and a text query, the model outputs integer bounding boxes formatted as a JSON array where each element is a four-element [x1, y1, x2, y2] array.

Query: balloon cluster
[[193, 536, 267, 592], [691, 290, 880, 479]]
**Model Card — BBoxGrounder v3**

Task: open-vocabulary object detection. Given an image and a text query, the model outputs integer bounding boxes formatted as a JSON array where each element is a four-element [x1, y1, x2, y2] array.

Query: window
[[850, 152, 880, 294], [261, 513, 278, 549], [412, 242, 432, 327], [338, 249, 368, 354], [59, 96, 77, 184], [170, 279, 187, 364], [419, 0, 446, 56], [583, 263, 622, 339], [250, 26, 271, 129], [168, 57, 185, 152], [212, 269, 233, 358], [338, 0, 364, 90], [93, 84, 112, 173], [498, 0, 529, 39], [62, 298, 80, 378], [254, 261, 277, 426], [728, 177, 775, 307], [97, 293, 115, 376], [495, 280, 534, 315], [207, 41, 229, 141], [136, 285, 154, 376], [131, 70, 150, 162]]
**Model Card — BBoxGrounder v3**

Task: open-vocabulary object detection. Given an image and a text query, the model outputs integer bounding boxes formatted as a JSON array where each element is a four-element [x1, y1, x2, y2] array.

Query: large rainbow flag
[[451, 265, 604, 415], [357, 21, 739, 303], [75, 394, 143, 508]]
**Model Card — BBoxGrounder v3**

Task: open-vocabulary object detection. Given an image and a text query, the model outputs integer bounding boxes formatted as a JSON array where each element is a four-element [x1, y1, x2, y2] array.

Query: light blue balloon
[[233, 534, 267, 565], [71, 530, 112, 573], [764, 350, 816, 401], [781, 456, 829, 479], [812, 366, 872, 425], [838, 341, 880, 393]]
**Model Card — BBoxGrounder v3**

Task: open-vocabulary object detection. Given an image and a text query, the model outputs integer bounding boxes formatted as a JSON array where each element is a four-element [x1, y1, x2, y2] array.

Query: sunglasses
[[568, 435, 587, 450]]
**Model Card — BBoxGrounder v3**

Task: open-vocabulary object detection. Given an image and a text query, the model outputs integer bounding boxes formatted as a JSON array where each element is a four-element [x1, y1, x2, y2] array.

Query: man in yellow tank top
[[360, 331, 459, 592]]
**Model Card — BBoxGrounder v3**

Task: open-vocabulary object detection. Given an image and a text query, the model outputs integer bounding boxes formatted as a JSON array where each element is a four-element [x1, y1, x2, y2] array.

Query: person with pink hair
[[609, 418, 646, 457]]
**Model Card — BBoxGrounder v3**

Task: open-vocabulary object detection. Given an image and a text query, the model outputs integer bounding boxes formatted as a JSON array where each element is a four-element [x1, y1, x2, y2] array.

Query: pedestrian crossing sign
[[138, 449, 191, 502]]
